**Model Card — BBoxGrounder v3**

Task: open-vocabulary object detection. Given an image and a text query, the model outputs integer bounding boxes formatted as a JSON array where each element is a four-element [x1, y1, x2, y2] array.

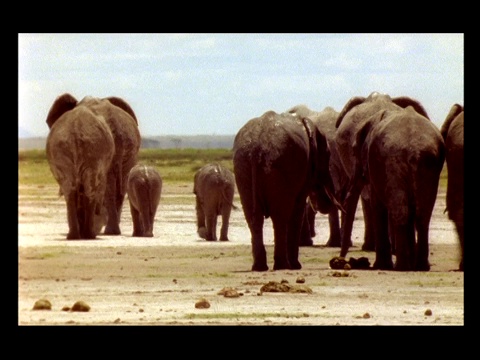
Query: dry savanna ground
[[18, 179, 464, 326]]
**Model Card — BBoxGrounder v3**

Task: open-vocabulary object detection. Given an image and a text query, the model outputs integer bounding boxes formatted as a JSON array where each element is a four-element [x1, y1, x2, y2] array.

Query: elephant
[[287, 105, 346, 247], [45, 93, 115, 240], [127, 164, 163, 237], [334, 92, 433, 260], [46, 93, 141, 236], [440, 104, 464, 271], [193, 163, 236, 241], [348, 104, 445, 271], [233, 110, 338, 271]]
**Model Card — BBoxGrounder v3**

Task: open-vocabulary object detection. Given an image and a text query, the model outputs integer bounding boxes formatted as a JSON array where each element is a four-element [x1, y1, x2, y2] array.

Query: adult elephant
[[233, 110, 338, 271], [46, 93, 141, 236], [351, 105, 445, 271], [46, 94, 115, 240], [440, 104, 464, 271], [335, 92, 431, 259], [127, 164, 163, 238], [287, 105, 346, 247], [193, 163, 236, 241]]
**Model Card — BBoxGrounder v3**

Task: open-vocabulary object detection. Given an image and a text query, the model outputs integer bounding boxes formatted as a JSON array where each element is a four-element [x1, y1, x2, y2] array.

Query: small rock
[[71, 301, 90, 312], [424, 309, 433, 316], [33, 299, 52, 310], [296, 276, 305, 284], [62, 306, 70, 312], [195, 298, 210, 309]]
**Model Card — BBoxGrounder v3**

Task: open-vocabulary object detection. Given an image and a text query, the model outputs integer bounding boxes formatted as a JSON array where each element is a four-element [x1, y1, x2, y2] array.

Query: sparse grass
[[184, 312, 312, 320]]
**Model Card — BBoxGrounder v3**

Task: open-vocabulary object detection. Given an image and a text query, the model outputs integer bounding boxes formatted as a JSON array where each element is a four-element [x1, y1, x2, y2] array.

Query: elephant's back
[[373, 109, 443, 155], [127, 165, 162, 204], [195, 163, 234, 192], [46, 106, 115, 191], [46, 106, 115, 162], [233, 111, 308, 162]]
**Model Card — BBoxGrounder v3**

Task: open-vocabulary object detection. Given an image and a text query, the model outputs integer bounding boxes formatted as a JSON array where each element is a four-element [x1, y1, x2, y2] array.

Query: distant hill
[[19, 135, 236, 150]]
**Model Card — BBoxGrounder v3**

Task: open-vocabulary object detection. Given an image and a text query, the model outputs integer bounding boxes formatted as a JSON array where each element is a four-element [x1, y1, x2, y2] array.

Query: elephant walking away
[[233, 110, 338, 271], [440, 104, 464, 271], [287, 105, 346, 248], [46, 94, 141, 236], [45, 94, 115, 240], [334, 92, 432, 259], [127, 164, 163, 237], [354, 106, 445, 271], [193, 163, 236, 241]]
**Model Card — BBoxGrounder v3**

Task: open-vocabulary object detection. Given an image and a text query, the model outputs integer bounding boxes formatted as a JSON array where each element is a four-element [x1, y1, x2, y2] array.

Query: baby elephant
[[193, 163, 236, 241], [127, 164, 163, 237]]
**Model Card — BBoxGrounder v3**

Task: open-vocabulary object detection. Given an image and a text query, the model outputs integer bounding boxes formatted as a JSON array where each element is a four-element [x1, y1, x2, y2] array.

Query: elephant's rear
[[46, 107, 115, 198], [233, 112, 309, 219], [369, 110, 444, 222], [127, 164, 162, 237], [46, 106, 115, 239]]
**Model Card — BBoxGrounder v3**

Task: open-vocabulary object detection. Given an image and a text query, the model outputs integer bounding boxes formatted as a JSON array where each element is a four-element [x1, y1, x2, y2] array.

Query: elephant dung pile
[[329, 256, 371, 270]]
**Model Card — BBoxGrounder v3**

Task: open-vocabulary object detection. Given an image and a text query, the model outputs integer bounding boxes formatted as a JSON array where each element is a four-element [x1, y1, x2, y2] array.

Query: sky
[[18, 33, 464, 138]]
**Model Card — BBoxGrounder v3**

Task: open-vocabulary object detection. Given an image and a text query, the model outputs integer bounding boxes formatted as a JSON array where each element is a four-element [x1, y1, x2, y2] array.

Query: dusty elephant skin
[[45, 94, 115, 240], [287, 105, 346, 248], [127, 164, 163, 237], [47, 94, 141, 237], [334, 92, 435, 265], [355, 106, 445, 271], [440, 104, 464, 271], [193, 163, 235, 241], [233, 110, 337, 272]]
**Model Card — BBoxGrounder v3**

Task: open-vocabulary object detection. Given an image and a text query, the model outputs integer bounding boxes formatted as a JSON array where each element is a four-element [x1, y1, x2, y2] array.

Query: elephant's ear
[[46, 93, 77, 129], [392, 96, 430, 120], [440, 103, 464, 141], [335, 96, 366, 128], [105, 96, 138, 125]]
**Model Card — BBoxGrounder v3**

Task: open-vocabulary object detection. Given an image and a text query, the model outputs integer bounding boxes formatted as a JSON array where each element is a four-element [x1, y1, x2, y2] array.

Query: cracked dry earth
[[18, 183, 464, 326]]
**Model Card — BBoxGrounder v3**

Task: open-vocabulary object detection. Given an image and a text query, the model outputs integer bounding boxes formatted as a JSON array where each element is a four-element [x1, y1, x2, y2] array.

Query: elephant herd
[[44, 92, 464, 273]]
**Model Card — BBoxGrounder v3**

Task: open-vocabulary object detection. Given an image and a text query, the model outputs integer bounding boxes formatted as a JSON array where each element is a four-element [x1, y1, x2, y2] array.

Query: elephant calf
[[441, 104, 464, 271], [127, 164, 163, 237], [193, 163, 236, 241]]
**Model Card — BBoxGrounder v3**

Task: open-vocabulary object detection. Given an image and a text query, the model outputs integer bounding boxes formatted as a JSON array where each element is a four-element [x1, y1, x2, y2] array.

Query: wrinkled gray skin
[[127, 164, 163, 237], [46, 94, 141, 236], [440, 104, 464, 271], [335, 92, 434, 260], [193, 163, 236, 241], [233, 110, 338, 271], [46, 94, 115, 240], [350, 105, 445, 271], [287, 105, 347, 247]]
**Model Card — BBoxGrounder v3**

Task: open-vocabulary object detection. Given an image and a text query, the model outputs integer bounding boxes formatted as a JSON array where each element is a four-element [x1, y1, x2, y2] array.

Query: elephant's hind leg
[[130, 203, 143, 237], [66, 191, 81, 240], [80, 198, 97, 240], [219, 206, 232, 241], [249, 214, 268, 271]]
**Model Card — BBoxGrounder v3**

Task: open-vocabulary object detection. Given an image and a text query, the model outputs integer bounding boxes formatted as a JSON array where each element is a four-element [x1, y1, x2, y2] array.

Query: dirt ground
[[18, 183, 464, 326]]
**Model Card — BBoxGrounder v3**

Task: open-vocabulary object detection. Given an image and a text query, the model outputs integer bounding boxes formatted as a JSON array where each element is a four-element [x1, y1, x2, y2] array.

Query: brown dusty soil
[[18, 183, 464, 326]]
